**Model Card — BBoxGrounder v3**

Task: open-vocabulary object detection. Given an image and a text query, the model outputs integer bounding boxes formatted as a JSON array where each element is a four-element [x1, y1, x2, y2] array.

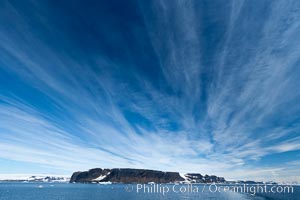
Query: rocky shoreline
[[70, 168, 226, 184]]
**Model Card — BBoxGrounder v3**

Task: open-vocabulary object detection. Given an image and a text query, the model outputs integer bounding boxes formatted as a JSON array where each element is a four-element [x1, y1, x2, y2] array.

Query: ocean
[[0, 183, 299, 200]]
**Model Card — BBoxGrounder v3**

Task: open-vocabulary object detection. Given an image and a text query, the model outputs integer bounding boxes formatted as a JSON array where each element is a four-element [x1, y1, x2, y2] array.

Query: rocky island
[[70, 168, 226, 184]]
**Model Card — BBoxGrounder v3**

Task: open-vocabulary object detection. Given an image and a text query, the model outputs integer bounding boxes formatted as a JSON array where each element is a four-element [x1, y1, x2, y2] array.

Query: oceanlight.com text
[[125, 183, 294, 196]]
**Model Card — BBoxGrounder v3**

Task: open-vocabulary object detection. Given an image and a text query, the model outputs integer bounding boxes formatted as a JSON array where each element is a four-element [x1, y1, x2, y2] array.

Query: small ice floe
[[50, 185, 54, 187], [98, 182, 112, 185], [37, 185, 43, 188]]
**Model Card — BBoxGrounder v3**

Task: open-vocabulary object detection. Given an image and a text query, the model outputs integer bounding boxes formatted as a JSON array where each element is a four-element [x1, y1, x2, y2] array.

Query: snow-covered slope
[[0, 174, 70, 182]]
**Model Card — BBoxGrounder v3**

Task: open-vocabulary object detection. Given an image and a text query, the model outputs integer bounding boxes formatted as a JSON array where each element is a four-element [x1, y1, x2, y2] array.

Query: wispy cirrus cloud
[[0, 0, 300, 181]]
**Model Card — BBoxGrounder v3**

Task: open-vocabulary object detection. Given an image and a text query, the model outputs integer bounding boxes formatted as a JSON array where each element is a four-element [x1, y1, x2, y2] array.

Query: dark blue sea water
[[0, 183, 299, 200]]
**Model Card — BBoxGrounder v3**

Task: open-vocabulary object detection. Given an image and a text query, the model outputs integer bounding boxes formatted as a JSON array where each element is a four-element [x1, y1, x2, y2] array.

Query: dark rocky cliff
[[70, 168, 225, 184], [70, 168, 184, 183], [185, 173, 225, 183]]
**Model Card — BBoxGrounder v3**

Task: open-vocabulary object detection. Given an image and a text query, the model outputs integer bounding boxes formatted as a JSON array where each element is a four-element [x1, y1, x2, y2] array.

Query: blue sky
[[0, 0, 300, 182]]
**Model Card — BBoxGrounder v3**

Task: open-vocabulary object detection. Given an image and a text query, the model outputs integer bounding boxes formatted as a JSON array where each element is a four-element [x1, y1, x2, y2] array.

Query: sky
[[0, 0, 300, 182]]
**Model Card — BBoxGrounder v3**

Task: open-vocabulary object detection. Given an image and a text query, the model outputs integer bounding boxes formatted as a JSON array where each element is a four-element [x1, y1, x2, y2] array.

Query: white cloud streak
[[0, 0, 300, 182]]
